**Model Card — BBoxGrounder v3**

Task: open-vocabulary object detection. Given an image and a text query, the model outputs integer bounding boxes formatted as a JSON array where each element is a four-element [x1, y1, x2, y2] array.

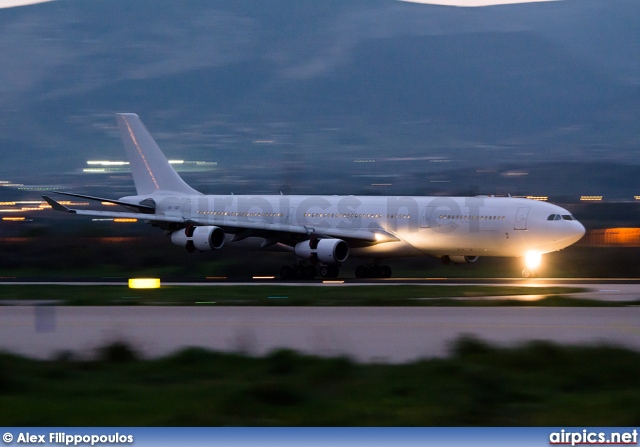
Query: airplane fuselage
[[124, 192, 585, 260]]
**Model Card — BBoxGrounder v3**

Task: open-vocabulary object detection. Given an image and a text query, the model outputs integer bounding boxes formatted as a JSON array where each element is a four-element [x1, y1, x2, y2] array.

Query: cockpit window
[[548, 213, 575, 221]]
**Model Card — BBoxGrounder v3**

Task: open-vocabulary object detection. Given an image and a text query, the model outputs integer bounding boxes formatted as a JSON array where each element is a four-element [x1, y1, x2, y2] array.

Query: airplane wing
[[42, 195, 399, 244]]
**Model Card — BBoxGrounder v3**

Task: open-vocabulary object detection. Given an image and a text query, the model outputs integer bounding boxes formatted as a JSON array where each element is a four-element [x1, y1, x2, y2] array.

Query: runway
[[2, 277, 640, 301], [1, 305, 640, 363], [0, 279, 639, 363]]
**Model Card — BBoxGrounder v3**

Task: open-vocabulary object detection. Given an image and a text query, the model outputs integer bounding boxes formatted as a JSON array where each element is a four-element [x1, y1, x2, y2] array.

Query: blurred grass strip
[[0, 337, 639, 426]]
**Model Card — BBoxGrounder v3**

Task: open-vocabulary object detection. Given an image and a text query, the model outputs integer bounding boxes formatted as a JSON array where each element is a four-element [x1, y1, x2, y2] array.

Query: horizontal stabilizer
[[50, 191, 156, 213], [42, 195, 74, 213]]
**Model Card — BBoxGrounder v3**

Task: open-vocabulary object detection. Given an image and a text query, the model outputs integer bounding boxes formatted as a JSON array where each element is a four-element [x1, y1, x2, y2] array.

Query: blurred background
[[0, 0, 639, 278]]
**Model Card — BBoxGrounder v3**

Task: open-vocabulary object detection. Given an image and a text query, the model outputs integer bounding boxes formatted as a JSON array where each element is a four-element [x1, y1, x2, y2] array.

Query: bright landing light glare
[[524, 251, 542, 270]]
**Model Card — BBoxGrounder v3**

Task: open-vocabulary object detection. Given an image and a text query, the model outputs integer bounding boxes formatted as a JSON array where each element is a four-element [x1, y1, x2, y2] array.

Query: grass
[[1, 337, 640, 426], [0, 284, 602, 306]]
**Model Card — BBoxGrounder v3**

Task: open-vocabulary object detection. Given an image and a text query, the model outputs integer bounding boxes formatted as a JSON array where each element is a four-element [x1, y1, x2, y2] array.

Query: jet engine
[[171, 226, 225, 252], [445, 255, 479, 264], [294, 238, 349, 264]]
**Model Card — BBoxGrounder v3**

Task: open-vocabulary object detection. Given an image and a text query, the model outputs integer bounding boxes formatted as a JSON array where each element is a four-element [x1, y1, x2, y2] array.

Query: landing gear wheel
[[522, 268, 535, 278], [355, 265, 367, 279], [280, 264, 316, 280], [320, 265, 340, 279], [381, 265, 392, 278]]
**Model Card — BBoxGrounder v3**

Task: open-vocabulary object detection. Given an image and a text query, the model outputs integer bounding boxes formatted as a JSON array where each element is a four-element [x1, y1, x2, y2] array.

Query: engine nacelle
[[294, 238, 349, 264], [171, 226, 225, 252], [445, 255, 479, 264]]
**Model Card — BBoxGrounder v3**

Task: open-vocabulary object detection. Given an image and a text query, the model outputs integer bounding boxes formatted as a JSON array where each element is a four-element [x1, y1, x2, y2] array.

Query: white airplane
[[43, 113, 585, 279]]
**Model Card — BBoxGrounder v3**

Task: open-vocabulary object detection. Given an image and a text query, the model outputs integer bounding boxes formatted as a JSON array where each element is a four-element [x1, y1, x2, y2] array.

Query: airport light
[[87, 160, 130, 166], [128, 278, 161, 289], [580, 196, 603, 201]]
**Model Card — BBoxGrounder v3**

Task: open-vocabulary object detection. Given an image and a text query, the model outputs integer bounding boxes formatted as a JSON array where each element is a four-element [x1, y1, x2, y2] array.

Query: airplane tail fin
[[116, 113, 200, 196]]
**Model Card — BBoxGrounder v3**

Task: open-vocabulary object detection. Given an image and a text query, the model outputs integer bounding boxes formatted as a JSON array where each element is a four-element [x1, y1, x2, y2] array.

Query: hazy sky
[[400, 0, 558, 5], [0, 0, 53, 8], [0, 0, 560, 9]]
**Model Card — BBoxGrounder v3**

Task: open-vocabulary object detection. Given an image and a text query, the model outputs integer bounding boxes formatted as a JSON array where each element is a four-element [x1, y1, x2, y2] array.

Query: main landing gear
[[279, 263, 340, 280], [354, 263, 392, 279]]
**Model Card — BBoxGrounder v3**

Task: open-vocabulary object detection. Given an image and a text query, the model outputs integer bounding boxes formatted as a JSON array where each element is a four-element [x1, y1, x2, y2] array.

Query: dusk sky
[[0, 0, 637, 199]]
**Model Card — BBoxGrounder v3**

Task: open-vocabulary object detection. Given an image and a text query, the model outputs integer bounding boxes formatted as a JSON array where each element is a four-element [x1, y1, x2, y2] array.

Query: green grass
[[1, 338, 640, 426], [0, 284, 599, 306]]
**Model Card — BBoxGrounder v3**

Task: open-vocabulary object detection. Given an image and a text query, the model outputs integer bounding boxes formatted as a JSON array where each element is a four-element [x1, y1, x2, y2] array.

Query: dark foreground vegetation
[[1, 337, 639, 426]]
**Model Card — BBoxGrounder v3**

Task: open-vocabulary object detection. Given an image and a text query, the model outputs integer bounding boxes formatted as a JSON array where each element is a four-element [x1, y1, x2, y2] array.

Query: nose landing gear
[[521, 268, 536, 278], [523, 251, 542, 278]]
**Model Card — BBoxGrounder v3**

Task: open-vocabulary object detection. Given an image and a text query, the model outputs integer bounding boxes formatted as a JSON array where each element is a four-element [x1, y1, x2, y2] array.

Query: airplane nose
[[573, 220, 586, 241]]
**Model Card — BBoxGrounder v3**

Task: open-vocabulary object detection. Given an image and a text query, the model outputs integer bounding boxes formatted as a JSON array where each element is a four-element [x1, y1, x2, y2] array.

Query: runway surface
[[1, 279, 639, 363], [2, 277, 640, 301], [1, 305, 640, 363]]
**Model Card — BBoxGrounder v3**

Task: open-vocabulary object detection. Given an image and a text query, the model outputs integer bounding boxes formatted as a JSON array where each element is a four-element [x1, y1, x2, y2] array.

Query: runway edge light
[[129, 278, 161, 289]]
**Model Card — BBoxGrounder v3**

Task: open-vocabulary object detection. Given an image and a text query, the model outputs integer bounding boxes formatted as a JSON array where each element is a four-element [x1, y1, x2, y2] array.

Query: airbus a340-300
[[44, 114, 585, 279]]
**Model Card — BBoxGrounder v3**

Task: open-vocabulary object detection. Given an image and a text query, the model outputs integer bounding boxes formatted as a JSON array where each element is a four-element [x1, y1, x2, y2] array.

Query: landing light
[[524, 251, 542, 270]]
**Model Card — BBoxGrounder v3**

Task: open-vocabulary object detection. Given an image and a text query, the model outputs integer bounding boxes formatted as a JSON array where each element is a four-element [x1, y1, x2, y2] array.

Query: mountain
[[0, 0, 638, 189]]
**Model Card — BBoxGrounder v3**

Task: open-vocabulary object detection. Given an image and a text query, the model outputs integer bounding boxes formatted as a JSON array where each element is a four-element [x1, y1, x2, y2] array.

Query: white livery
[[44, 113, 585, 278]]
